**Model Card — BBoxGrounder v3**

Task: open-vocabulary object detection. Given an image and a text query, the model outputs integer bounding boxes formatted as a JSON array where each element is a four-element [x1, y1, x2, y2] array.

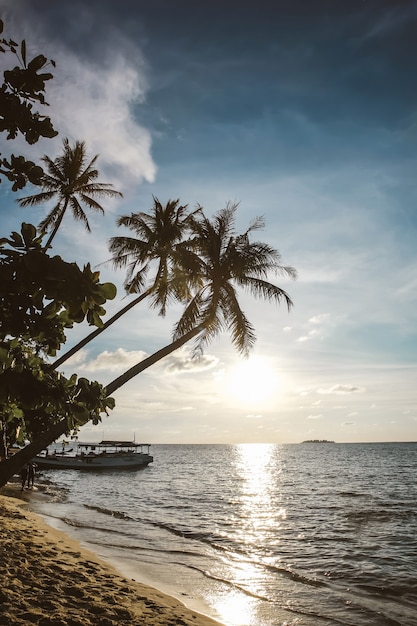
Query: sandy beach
[[0, 489, 223, 626]]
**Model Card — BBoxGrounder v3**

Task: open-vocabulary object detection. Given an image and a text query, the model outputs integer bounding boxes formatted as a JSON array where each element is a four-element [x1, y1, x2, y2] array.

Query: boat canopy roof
[[77, 440, 150, 448]]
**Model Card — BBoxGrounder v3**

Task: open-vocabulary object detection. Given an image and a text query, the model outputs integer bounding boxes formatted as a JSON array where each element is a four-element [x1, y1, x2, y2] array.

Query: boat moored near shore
[[35, 440, 153, 470]]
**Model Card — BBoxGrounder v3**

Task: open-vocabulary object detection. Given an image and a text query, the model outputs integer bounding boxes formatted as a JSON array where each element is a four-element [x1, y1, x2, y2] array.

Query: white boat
[[35, 440, 153, 470]]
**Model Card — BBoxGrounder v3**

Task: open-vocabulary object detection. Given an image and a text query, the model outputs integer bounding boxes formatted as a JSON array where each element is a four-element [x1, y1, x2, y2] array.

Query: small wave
[[184, 562, 274, 602], [264, 562, 328, 588], [84, 504, 133, 520], [63, 516, 85, 528], [90, 539, 208, 560], [345, 508, 416, 524], [148, 519, 230, 547], [178, 562, 340, 625]]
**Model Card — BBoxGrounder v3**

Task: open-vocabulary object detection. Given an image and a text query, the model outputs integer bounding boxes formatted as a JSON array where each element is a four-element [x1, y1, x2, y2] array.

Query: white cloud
[[2, 6, 156, 188], [309, 313, 330, 325], [318, 385, 366, 395], [307, 414, 323, 419], [173, 406, 194, 413], [295, 312, 330, 343], [47, 49, 156, 186], [82, 348, 148, 372], [65, 349, 90, 366], [163, 350, 219, 374]]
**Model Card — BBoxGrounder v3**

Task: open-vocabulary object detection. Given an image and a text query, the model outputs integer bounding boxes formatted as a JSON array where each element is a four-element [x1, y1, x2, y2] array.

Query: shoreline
[[0, 486, 224, 626]]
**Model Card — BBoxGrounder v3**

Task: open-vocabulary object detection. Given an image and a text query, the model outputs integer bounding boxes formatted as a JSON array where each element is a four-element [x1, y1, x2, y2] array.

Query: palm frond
[[18, 190, 57, 207], [38, 201, 64, 231], [221, 283, 256, 355], [241, 276, 294, 310], [173, 291, 206, 340], [70, 197, 90, 231], [79, 194, 106, 213], [125, 263, 149, 293]]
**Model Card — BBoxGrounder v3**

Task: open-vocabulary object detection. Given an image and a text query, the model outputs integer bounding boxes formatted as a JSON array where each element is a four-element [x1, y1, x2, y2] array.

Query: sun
[[226, 356, 280, 405]]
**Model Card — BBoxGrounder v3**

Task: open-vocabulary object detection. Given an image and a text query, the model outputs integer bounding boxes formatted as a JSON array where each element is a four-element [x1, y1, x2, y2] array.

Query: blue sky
[[1, 0, 416, 443]]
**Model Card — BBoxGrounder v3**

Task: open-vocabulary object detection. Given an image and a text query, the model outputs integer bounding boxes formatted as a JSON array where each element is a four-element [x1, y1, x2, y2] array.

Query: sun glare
[[227, 357, 280, 405]]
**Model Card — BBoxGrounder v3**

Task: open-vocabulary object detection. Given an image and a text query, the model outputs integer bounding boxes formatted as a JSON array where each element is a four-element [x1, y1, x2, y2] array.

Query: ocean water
[[31, 443, 417, 626]]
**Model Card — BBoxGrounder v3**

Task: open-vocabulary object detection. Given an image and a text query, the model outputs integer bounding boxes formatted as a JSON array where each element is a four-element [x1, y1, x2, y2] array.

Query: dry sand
[[0, 491, 223, 626]]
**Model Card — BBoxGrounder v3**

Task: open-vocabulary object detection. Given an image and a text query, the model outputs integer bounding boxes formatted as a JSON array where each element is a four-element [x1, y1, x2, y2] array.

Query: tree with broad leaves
[[0, 223, 116, 485], [18, 138, 123, 250], [0, 18, 58, 190]]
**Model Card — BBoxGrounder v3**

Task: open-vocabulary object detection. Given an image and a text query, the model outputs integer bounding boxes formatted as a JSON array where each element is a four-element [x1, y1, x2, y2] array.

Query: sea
[[30, 442, 417, 626]]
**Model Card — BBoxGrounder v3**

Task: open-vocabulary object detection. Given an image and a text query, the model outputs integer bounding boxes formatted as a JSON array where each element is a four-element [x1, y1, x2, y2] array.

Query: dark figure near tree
[[27, 462, 36, 488], [20, 462, 36, 489], [20, 464, 28, 490]]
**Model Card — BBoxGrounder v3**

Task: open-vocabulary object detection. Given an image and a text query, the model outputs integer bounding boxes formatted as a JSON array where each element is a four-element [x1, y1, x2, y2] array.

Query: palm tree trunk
[[105, 325, 203, 396], [43, 198, 69, 251], [51, 289, 152, 371], [0, 325, 203, 487]]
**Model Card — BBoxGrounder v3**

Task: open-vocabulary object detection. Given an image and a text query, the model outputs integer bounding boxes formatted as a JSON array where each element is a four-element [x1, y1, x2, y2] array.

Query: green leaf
[[21, 39, 26, 66], [27, 54, 47, 71], [99, 282, 117, 300], [106, 397, 116, 410], [21, 222, 37, 247]]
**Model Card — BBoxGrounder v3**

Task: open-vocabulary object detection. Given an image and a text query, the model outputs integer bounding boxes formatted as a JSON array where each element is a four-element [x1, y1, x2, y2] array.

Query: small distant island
[[301, 439, 335, 444]]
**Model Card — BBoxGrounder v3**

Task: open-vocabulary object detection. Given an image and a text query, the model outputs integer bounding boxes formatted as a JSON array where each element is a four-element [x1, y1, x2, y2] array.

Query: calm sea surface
[[31, 443, 417, 626]]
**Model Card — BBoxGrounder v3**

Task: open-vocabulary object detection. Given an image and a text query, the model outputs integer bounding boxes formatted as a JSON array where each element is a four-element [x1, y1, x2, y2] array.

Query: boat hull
[[35, 453, 153, 470]]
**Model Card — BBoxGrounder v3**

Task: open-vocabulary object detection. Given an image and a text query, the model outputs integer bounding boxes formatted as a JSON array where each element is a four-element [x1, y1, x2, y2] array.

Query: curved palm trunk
[[43, 198, 69, 251], [0, 325, 203, 487], [51, 289, 153, 371], [105, 325, 203, 395]]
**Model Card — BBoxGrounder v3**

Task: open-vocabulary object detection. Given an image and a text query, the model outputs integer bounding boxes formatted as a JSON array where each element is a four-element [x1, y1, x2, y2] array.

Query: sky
[[1, 0, 416, 444]]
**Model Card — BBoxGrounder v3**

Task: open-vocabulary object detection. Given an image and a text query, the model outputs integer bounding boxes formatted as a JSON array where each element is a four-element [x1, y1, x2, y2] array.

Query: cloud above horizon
[[1, 5, 156, 187], [46, 48, 156, 186], [318, 385, 367, 395]]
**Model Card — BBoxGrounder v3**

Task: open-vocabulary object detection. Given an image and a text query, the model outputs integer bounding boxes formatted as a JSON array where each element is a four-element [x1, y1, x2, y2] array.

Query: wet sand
[[0, 491, 223, 626]]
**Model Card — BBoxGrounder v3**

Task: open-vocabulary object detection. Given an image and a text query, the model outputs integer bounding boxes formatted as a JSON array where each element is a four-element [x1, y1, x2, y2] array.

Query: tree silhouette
[[106, 203, 297, 394], [18, 138, 122, 249]]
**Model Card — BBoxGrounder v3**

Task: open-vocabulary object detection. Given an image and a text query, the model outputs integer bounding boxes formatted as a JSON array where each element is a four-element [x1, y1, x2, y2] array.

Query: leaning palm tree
[[106, 202, 297, 395], [18, 138, 123, 249], [50, 198, 202, 371]]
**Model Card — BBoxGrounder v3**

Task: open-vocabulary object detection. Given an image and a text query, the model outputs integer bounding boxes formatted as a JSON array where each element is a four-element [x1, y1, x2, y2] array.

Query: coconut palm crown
[[18, 138, 123, 249], [108, 197, 203, 316], [173, 202, 297, 356]]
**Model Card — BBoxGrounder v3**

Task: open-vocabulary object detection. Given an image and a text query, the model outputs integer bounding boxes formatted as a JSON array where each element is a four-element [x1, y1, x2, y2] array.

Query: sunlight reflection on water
[[235, 443, 285, 540], [210, 590, 257, 626], [210, 443, 285, 625]]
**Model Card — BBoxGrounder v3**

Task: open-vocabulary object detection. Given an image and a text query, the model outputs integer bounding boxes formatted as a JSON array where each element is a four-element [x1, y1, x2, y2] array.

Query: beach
[[0, 489, 222, 626]]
